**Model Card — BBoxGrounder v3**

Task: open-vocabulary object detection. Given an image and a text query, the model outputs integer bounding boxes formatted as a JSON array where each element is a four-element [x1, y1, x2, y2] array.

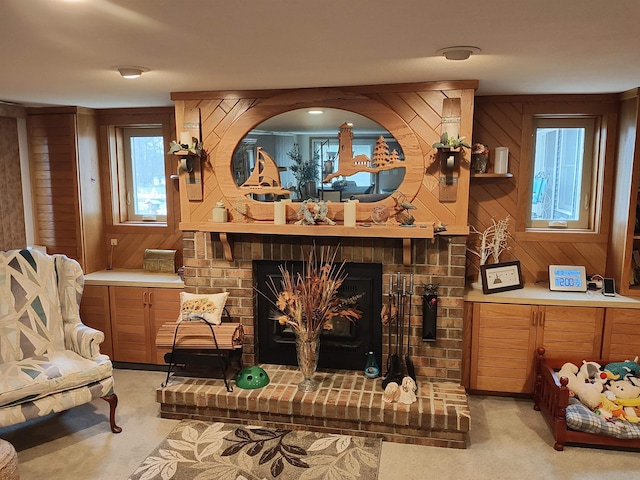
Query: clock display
[[548, 265, 587, 292]]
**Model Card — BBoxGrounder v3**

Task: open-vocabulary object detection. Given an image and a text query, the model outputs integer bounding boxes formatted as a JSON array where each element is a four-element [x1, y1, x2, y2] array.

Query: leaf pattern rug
[[129, 420, 382, 480]]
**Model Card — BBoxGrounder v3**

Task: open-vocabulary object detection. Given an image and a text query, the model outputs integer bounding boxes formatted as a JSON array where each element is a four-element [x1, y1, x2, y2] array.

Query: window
[[528, 116, 597, 230], [118, 126, 167, 223]]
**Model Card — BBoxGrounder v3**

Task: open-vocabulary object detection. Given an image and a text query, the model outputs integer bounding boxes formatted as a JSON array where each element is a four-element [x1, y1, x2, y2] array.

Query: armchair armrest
[[64, 323, 105, 360]]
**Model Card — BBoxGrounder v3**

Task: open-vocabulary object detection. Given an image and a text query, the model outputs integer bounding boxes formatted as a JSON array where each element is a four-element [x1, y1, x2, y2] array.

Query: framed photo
[[480, 260, 524, 294]]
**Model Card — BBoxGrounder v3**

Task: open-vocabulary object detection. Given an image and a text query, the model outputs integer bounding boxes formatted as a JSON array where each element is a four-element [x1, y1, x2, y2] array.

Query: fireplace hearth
[[255, 260, 382, 371]]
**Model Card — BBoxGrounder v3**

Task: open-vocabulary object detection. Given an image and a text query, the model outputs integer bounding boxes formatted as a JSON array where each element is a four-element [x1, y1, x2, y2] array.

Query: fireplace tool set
[[382, 273, 417, 390]]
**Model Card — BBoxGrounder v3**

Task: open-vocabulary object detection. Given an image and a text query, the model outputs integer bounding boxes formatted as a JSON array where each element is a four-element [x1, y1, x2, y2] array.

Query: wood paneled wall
[[173, 81, 478, 233], [0, 114, 26, 250], [470, 95, 619, 284], [98, 108, 182, 270], [28, 111, 81, 260]]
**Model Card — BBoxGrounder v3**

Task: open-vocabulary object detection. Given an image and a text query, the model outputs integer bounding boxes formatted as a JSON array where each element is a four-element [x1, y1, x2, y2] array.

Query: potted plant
[[287, 144, 319, 199], [431, 132, 471, 152]]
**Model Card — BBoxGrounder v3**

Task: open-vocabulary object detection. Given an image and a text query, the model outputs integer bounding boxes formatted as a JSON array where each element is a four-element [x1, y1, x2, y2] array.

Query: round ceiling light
[[436, 46, 481, 61], [117, 66, 149, 79]]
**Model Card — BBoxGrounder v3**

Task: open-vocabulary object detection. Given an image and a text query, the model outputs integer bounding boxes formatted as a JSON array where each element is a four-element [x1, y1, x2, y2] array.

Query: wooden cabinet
[[608, 88, 640, 296], [79, 284, 113, 358], [602, 308, 640, 359], [469, 303, 604, 394], [27, 108, 106, 273], [109, 286, 180, 364]]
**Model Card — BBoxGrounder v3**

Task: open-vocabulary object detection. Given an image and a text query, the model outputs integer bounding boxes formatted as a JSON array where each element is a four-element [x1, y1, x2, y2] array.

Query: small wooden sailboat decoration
[[239, 147, 291, 196]]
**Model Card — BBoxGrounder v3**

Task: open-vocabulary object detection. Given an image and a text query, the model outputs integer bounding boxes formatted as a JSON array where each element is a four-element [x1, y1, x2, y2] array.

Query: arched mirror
[[232, 108, 406, 202]]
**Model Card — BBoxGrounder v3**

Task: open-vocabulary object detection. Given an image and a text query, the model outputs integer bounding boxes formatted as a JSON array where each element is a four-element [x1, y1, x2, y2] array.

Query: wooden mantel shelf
[[179, 221, 468, 266]]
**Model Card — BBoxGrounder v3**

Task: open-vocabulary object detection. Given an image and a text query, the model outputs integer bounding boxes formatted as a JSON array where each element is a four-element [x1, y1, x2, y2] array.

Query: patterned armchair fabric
[[0, 249, 120, 432]]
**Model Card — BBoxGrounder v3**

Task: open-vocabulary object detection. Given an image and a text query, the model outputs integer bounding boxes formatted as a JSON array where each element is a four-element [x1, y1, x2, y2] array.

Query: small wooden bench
[[155, 310, 244, 392]]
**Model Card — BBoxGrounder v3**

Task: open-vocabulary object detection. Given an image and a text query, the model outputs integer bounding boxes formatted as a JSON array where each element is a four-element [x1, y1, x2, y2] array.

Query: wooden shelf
[[179, 221, 469, 266], [470, 173, 513, 179]]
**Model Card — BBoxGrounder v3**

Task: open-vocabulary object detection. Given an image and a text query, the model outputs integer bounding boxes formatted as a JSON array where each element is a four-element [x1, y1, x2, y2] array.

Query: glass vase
[[295, 331, 320, 392]]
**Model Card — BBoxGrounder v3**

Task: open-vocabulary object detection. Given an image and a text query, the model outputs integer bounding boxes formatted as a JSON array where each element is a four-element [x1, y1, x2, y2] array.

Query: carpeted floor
[[128, 420, 382, 480], [4, 368, 640, 479]]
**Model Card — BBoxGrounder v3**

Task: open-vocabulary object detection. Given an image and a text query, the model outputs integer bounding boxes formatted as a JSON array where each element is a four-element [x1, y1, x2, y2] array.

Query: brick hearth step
[[156, 364, 470, 448]]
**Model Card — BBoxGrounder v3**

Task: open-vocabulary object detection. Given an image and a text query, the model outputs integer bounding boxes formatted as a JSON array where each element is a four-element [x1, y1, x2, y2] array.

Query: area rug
[[128, 420, 382, 480]]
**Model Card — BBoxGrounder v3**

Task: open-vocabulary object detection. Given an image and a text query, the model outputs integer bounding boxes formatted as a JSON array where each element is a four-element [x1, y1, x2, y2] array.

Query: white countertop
[[83, 269, 184, 288], [464, 283, 640, 309]]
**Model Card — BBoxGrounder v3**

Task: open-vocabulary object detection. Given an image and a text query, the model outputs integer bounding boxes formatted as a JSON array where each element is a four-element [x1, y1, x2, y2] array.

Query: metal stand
[[161, 309, 237, 392]]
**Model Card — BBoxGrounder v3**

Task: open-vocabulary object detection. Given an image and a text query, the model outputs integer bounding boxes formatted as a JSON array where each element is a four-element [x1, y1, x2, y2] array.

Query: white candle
[[494, 147, 509, 174], [344, 200, 357, 227], [179, 131, 191, 145], [274, 201, 286, 225]]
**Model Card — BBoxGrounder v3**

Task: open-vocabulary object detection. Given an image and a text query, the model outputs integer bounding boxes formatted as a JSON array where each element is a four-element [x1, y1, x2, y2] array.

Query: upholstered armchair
[[0, 249, 121, 433]]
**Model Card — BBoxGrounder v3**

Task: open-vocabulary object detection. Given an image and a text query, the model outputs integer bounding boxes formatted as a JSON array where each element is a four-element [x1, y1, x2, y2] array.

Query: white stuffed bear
[[557, 362, 604, 410], [606, 380, 640, 423]]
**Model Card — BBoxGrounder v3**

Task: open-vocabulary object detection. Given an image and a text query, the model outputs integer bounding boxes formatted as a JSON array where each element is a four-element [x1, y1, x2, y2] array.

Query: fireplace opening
[[255, 261, 382, 371]]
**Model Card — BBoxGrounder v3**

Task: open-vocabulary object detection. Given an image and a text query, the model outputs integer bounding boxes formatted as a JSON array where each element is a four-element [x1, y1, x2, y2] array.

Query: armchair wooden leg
[[102, 393, 122, 433]]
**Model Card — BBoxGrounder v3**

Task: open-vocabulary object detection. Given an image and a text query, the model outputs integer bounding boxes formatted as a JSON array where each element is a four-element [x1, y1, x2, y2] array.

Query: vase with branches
[[467, 216, 512, 288], [287, 144, 319, 199], [259, 245, 362, 391]]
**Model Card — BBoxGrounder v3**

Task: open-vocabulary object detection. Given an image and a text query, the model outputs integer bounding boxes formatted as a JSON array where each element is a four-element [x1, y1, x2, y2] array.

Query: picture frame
[[480, 260, 524, 294]]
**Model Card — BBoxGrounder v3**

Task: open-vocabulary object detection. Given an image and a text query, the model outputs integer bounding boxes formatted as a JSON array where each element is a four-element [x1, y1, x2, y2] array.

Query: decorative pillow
[[179, 292, 229, 325]]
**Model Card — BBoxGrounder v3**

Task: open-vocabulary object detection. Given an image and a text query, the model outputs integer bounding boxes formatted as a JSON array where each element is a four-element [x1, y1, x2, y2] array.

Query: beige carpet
[[4, 368, 640, 479], [128, 420, 381, 480]]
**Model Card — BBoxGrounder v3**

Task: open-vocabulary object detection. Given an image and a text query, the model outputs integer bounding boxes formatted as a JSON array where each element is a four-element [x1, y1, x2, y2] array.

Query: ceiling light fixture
[[117, 66, 149, 79], [436, 46, 481, 61]]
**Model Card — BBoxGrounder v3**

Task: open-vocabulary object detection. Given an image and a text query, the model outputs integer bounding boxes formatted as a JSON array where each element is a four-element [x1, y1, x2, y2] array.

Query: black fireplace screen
[[255, 261, 382, 371]]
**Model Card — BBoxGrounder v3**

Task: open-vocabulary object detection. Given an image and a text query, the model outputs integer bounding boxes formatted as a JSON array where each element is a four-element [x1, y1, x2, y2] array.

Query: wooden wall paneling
[[98, 108, 182, 270], [173, 83, 477, 233], [0, 116, 26, 250], [607, 91, 640, 295], [76, 110, 106, 273], [470, 95, 618, 285], [28, 113, 81, 260]]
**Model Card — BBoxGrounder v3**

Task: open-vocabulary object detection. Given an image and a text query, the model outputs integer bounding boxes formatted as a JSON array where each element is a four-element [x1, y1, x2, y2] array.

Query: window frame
[[528, 116, 597, 230], [515, 101, 616, 244], [101, 114, 176, 233], [121, 126, 167, 223]]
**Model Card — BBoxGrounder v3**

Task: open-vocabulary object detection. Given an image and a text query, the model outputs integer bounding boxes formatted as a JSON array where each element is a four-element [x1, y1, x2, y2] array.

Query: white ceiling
[[1, 0, 640, 109]]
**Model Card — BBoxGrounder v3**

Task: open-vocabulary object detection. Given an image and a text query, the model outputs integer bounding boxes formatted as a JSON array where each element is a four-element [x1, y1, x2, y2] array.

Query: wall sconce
[[117, 66, 149, 79], [436, 46, 481, 61]]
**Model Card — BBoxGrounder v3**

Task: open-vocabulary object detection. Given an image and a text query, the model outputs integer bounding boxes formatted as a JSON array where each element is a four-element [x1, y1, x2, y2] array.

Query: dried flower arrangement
[[260, 246, 362, 340]]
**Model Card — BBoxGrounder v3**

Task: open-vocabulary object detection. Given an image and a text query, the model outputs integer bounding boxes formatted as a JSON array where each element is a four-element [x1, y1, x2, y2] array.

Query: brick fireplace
[[163, 81, 476, 446], [159, 231, 470, 447], [181, 232, 466, 384]]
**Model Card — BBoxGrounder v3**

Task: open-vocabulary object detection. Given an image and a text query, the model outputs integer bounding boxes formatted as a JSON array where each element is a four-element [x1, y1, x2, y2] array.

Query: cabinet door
[[109, 286, 150, 363], [602, 308, 640, 359], [79, 284, 113, 358], [470, 303, 537, 393], [148, 288, 181, 364], [539, 306, 604, 359]]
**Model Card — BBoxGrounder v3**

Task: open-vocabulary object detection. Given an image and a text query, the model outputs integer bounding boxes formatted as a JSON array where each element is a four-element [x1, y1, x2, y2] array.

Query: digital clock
[[548, 265, 587, 292]]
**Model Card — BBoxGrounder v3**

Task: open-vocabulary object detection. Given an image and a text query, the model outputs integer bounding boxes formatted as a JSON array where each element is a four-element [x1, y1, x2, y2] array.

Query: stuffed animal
[[579, 361, 608, 385], [557, 362, 604, 410], [594, 393, 625, 421], [604, 357, 640, 380], [606, 379, 640, 423]]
